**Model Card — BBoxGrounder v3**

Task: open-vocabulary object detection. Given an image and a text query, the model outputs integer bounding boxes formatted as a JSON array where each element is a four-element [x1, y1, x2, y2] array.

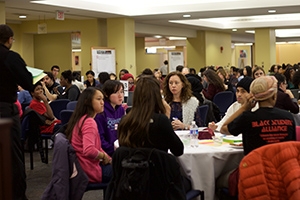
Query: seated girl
[[65, 87, 112, 183], [95, 80, 125, 157], [29, 82, 61, 134]]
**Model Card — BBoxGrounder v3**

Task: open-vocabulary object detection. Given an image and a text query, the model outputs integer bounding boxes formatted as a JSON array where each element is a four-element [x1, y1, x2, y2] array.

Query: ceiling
[[3, 0, 300, 43]]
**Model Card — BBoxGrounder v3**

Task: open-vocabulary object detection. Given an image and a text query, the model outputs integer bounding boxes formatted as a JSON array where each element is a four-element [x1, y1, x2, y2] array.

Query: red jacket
[[239, 141, 300, 200]]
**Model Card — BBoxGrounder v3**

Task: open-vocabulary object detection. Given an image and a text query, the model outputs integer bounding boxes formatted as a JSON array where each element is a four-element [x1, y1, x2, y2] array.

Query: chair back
[[197, 105, 209, 127], [49, 99, 70, 119], [213, 91, 234, 118], [238, 141, 300, 200], [127, 91, 134, 106], [290, 89, 299, 99], [66, 101, 77, 110], [296, 126, 300, 141], [60, 110, 74, 126], [106, 146, 186, 200]]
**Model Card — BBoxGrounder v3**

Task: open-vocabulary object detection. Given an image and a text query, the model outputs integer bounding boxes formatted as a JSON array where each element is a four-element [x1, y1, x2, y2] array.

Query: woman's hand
[[242, 93, 256, 111], [101, 152, 111, 165], [208, 122, 218, 131], [171, 119, 185, 130]]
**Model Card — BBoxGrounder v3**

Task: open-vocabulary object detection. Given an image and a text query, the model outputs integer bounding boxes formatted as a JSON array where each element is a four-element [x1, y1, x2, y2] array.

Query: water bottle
[[190, 121, 199, 147]]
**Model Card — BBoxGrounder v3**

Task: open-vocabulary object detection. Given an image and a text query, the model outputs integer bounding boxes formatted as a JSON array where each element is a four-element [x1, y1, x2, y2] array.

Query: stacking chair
[[49, 99, 70, 120], [21, 111, 52, 170], [85, 182, 108, 199], [213, 91, 234, 118], [106, 146, 204, 200], [127, 91, 134, 107], [197, 104, 209, 127], [60, 110, 74, 126], [66, 101, 77, 110]]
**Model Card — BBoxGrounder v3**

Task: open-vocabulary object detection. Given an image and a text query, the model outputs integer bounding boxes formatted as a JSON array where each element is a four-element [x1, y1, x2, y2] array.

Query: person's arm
[[160, 115, 184, 156], [39, 93, 55, 120], [6, 52, 32, 91], [283, 94, 299, 114], [94, 114, 113, 155], [67, 86, 79, 101], [162, 98, 171, 118], [220, 95, 255, 134], [41, 82, 57, 101]]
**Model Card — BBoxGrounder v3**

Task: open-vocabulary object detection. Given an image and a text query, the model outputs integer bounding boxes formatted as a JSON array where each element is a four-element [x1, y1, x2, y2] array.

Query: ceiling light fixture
[[183, 14, 191, 18], [232, 29, 237, 32], [268, 10, 276, 13], [19, 15, 27, 19], [169, 37, 187, 40], [154, 35, 162, 38]]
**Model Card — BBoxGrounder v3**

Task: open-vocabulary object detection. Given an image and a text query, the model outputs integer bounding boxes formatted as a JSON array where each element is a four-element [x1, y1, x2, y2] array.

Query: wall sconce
[[220, 46, 223, 53]]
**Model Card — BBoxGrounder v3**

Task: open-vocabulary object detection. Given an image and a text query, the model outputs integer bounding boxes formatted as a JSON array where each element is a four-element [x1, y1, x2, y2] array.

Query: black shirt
[[0, 44, 32, 103]]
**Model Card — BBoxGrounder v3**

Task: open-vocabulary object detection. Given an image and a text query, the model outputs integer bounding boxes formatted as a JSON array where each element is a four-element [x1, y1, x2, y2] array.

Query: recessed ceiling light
[[19, 15, 27, 19], [154, 35, 162, 38], [183, 14, 191, 18], [232, 29, 237, 32], [268, 10, 276, 13], [169, 37, 187, 40]]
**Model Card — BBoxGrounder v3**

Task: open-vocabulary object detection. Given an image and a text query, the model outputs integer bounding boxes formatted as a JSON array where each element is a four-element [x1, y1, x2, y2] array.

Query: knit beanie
[[121, 73, 134, 80], [250, 76, 278, 101], [236, 76, 253, 93]]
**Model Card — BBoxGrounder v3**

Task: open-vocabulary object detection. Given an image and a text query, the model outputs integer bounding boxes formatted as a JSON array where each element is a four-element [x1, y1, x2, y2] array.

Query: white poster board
[[168, 51, 184, 72], [91, 47, 116, 77], [119, 80, 129, 97]]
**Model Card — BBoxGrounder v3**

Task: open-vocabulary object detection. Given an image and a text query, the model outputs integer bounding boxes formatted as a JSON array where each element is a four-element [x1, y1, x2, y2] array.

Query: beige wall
[[186, 31, 206, 70], [9, 19, 104, 74], [233, 45, 252, 68], [136, 37, 162, 74], [34, 33, 72, 73], [276, 43, 300, 65], [205, 31, 231, 67]]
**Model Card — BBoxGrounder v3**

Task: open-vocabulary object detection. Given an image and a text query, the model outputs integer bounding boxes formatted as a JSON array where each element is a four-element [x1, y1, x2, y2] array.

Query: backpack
[[106, 147, 185, 200], [115, 149, 154, 199]]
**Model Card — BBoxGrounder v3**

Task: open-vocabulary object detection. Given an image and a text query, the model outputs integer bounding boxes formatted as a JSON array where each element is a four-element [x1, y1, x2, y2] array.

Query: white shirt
[[215, 101, 259, 132]]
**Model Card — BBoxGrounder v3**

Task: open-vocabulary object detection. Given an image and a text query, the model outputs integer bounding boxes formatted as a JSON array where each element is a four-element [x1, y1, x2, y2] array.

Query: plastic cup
[[212, 135, 223, 146]]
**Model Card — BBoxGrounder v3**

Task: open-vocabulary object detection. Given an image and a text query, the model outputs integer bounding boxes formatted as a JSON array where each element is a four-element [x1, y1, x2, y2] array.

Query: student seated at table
[[221, 75, 296, 155], [274, 73, 299, 114], [29, 82, 61, 135], [94, 80, 125, 157], [118, 75, 190, 192], [65, 87, 112, 183], [208, 77, 258, 132], [163, 71, 201, 130], [217, 76, 296, 195], [202, 69, 225, 101], [43, 72, 63, 97], [43, 70, 80, 101]]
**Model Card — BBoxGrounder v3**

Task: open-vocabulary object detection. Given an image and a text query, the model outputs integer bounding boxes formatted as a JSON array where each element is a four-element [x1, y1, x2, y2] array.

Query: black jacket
[[0, 44, 32, 103]]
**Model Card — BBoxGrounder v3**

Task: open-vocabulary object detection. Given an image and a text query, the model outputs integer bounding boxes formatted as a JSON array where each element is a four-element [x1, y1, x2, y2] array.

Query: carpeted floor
[[25, 149, 103, 200]]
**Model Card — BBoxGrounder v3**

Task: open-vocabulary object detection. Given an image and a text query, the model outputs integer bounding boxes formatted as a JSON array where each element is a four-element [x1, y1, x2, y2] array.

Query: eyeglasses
[[128, 82, 134, 85]]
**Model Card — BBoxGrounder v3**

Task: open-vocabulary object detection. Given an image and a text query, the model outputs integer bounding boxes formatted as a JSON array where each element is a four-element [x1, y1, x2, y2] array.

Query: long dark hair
[[65, 87, 101, 140], [203, 69, 225, 91], [118, 75, 165, 147]]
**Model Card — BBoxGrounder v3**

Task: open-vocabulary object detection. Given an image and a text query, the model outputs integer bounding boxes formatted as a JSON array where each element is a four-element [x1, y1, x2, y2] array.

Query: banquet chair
[[21, 111, 52, 170], [66, 101, 77, 110], [238, 141, 300, 200], [85, 182, 108, 199], [49, 99, 70, 120], [60, 110, 74, 126], [105, 146, 204, 200], [197, 104, 209, 127], [127, 91, 134, 107], [213, 91, 234, 118]]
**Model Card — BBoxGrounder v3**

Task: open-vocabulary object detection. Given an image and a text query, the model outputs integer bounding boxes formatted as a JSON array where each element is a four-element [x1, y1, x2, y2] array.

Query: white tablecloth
[[177, 141, 244, 200]]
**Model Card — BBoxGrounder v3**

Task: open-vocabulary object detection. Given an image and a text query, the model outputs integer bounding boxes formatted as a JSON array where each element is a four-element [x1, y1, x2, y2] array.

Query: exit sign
[[56, 10, 64, 20]]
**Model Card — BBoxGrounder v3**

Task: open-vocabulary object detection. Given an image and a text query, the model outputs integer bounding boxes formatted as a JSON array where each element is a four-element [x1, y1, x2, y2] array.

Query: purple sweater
[[94, 101, 125, 156]]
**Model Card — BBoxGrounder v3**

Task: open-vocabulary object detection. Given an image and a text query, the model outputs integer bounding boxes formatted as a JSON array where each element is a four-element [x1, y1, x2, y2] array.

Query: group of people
[[1, 21, 300, 199]]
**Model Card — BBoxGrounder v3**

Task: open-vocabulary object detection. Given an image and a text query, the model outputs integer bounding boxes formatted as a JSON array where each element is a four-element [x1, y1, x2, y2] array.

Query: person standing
[[160, 60, 168, 78], [0, 24, 32, 200]]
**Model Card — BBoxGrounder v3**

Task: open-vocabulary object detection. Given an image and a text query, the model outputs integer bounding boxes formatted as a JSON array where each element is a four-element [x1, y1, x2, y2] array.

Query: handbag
[[198, 128, 215, 140]]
